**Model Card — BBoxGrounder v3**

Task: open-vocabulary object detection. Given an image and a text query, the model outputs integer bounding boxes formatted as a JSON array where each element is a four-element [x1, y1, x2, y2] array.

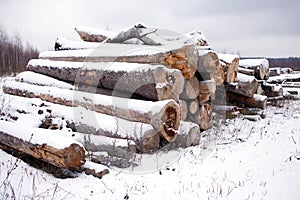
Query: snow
[[28, 58, 180, 74], [1, 77, 300, 199], [0, 120, 84, 149], [217, 53, 239, 63], [236, 72, 256, 83], [16, 71, 74, 90], [55, 37, 101, 49], [239, 58, 269, 68]]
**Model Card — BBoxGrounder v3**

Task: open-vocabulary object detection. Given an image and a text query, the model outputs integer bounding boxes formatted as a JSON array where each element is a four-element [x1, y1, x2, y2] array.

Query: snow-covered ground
[[0, 78, 300, 200]]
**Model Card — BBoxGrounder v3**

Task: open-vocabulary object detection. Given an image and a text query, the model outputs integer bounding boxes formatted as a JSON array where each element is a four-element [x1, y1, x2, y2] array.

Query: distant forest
[[0, 25, 39, 76], [267, 57, 300, 71]]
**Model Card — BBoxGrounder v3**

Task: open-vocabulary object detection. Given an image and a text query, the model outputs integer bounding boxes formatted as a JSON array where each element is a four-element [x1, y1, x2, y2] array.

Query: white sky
[[0, 0, 299, 57]]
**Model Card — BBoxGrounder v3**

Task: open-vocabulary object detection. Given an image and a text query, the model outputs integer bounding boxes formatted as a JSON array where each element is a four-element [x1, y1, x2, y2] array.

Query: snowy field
[[0, 78, 300, 200]]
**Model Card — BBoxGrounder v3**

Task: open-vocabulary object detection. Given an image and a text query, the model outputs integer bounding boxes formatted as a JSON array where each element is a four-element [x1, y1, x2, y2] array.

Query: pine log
[[239, 58, 269, 80], [261, 83, 283, 97], [180, 76, 200, 99], [3, 81, 180, 142], [187, 99, 199, 115], [226, 92, 267, 109], [3, 95, 159, 154], [38, 43, 199, 79], [226, 73, 258, 97], [199, 103, 213, 131], [75, 26, 115, 42], [27, 59, 184, 101], [178, 100, 188, 121], [238, 67, 255, 76], [197, 51, 224, 85], [171, 121, 201, 148], [0, 121, 86, 169], [217, 53, 239, 83]]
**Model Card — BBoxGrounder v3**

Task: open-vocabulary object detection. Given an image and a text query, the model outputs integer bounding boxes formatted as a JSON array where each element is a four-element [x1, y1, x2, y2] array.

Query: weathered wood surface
[[38, 43, 199, 79], [3, 81, 180, 142], [171, 121, 201, 148], [180, 76, 200, 99], [239, 58, 269, 80], [27, 59, 184, 101], [217, 53, 239, 83], [0, 121, 86, 169], [75, 26, 115, 42], [261, 83, 283, 97]]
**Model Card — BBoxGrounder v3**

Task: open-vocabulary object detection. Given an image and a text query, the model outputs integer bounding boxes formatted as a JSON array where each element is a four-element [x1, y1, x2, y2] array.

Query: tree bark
[[217, 53, 239, 83], [226, 73, 258, 97], [27, 60, 184, 101], [38, 43, 199, 79], [3, 81, 180, 142], [226, 92, 267, 109], [0, 121, 86, 169]]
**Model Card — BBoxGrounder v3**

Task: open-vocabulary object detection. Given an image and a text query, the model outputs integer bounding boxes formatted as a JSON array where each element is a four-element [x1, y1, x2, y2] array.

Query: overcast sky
[[0, 0, 299, 57]]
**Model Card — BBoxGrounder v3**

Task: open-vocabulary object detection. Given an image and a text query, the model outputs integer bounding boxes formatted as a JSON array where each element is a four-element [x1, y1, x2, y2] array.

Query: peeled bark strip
[[75, 26, 115, 42], [0, 121, 86, 169], [3, 81, 180, 142], [239, 58, 269, 80], [227, 92, 267, 109], [180, 76, 200, 99], [27, 59, 184, 101], [226, 73, 258, 97], [199, 103, 213, 131], [38, 43, 199, 79]]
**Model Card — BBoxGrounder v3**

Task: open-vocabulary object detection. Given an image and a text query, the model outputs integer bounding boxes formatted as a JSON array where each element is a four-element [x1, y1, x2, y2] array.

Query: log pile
[[2, 23, 298, 175]]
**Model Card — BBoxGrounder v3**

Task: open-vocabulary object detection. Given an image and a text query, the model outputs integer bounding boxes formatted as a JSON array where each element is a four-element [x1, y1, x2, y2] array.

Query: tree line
[[267, 57, 300, 71], [0, 24, 39, 76]]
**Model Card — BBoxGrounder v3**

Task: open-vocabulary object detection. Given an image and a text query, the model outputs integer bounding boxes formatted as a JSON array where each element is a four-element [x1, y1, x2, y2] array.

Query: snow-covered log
[[3, 81, 180, 142], [261, 83, 283, 97], [0, 121, 86, 169], [171, 121, 201, 148], [226, 73, 258, 97], [217, 53, 239, 83], [75, 26, 116, 42], [27, 59, 184, 101], [180, 76, 200, 99], [238, 67, 255, 76], [227, 92, 267, 109], [267, 73, 300, 84], [38, 43, 199, 79], [239, 58, 269, 80], [54, 37, 100, 51]]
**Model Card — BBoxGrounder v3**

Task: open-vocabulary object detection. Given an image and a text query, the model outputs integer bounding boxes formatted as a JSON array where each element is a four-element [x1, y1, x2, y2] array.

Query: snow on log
[[38, 43, 199, 79], [54, 37, 101, 51], [75, 26, 116, 42], [2, 95, 158, 155], [239, 58, 269, 80], [82, 161, 109, 179], [217, 53, 239, 83], [226, 92, 267, 109], [3, 81, 180, 142], [27, 59, 184, 101], [267, 73, 300, 84], [0, 120, 86, 169], [238, 67, 255, 76], [171, 121, 201, 148], [226, 73, 258, 97], [180, 76, 200, 99]]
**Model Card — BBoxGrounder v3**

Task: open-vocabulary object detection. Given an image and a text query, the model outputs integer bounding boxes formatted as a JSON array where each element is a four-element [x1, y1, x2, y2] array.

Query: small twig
[[291, 135, 296, 144]]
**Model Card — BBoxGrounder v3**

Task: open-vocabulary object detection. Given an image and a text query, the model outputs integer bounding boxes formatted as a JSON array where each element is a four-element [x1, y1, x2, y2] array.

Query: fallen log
[[3, 81, 180, 142], [226, 92, 267, 109], [226, 73, 258, 97], [239, 58, 269, 80], [0, 120, 86, 169], [217, 53, 239, 83], [75, 26, 115, 42], [180, 76, 200, 99], [27, 59, 184, 101], [38, 43, 199, 79]]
